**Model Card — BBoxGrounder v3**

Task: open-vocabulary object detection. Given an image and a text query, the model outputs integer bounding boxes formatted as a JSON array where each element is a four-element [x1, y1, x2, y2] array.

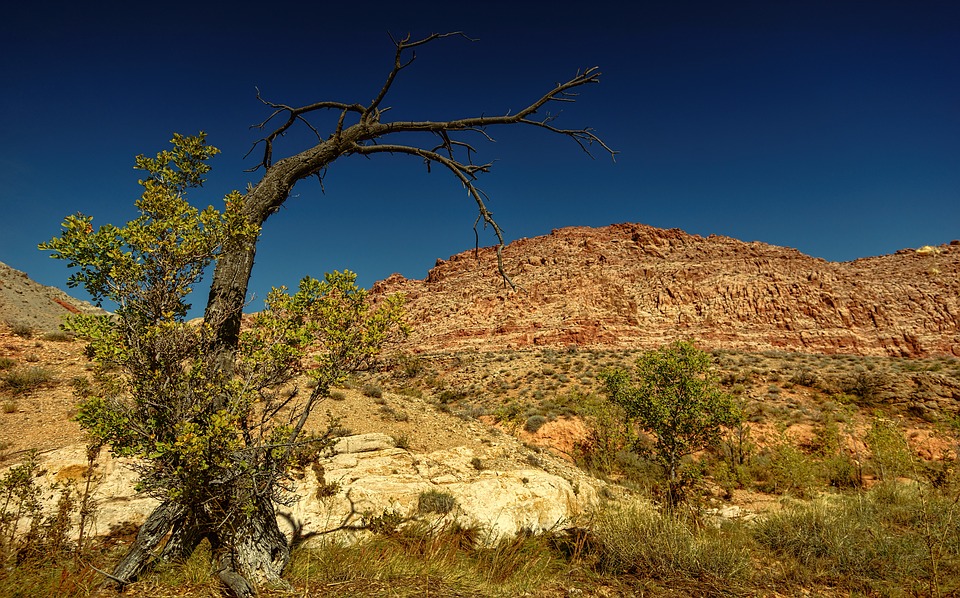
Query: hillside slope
[[0, 260, 106, 332], [374, 223, 960, 357]]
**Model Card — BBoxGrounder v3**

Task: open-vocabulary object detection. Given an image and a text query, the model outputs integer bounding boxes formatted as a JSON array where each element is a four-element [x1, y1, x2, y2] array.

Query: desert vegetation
[[4, 319, 960, 596]]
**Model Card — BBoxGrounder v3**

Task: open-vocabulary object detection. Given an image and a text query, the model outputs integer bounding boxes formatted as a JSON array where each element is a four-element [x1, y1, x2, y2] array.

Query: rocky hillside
[[373, 223, 960, 357], [0, 260, 106, 332]]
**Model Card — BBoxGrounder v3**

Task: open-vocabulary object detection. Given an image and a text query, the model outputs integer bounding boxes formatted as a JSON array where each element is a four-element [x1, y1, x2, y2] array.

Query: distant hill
[[373, 223, 960, 357], [0, 260, 106, 333]]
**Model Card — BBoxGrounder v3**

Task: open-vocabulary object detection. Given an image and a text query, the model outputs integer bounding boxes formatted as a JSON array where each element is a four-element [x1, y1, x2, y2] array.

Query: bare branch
[[365, 32, 476, 121], [354, 143, 515, 289], [245, 88, 366, 171]]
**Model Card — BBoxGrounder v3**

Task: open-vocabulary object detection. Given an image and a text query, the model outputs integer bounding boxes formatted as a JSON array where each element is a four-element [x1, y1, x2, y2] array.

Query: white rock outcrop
[[9, 433, 601, 545]]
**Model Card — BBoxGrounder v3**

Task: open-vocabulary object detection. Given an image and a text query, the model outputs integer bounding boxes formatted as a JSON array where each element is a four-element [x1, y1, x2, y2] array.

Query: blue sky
[[2, 1, 958, 315]]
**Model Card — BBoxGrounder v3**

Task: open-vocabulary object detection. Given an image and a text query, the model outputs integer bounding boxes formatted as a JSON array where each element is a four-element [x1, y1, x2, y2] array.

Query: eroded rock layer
[[373, 223, 960, 357]]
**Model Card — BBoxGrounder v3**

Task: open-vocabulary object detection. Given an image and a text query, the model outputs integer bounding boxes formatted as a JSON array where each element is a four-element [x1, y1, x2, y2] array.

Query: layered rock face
[[373, 223, 960, 357], [21, 434, 600, 545]]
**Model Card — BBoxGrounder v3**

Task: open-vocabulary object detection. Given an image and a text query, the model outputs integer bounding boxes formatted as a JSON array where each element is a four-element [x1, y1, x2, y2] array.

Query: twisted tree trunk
[[105, 33, 609, 595]]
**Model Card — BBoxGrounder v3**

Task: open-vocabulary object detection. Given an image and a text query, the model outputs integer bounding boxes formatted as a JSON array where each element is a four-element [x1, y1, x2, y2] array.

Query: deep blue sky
[[2, 1, 958, 315]]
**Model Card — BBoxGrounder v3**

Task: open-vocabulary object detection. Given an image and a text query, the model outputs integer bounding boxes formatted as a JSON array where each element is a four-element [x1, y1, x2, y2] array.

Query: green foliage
[[418, 490, 457, 515], [599, 340, 742, 505], [591, 504, 751, 583], [865, 416, 915, 481], [524, 414, 548, 433], [38, 134, 407, 524]]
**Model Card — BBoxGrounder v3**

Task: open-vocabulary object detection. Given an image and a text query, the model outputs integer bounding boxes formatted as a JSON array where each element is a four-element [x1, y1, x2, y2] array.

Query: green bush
[[0, 357, 14, 371], [524, 414, 548, 433], [865, 416, 914, 481], [599, 341, 742, 506], [418, 489, 457, 515]]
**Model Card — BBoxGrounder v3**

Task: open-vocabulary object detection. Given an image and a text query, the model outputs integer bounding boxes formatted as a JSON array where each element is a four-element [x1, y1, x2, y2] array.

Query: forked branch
[[241, 32, 615, 289]]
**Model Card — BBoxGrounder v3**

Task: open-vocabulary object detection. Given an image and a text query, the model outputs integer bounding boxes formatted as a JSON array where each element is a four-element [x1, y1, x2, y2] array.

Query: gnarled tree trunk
[[105, 32, 610, 595]]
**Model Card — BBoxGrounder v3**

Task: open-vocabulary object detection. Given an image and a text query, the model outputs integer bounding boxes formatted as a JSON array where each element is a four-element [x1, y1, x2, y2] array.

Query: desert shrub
[[753, 485, 960, 592], [591, 504, 751, 583], [41, 331, 74, 342], [524, 414, 548, 433], [865, 416, 915, 481], [789, 367, 818, 387], [9, 323, 33, 338], [361, 383, 383, 399], [329, 390, 346, 401], [0, 357, 15, 371], [2, 401, 16, 414], [843, 368, 890, 404], [749, 441, 819, 497], [418, 489, 457, 515], [2, 366, 54, 394], [391, 353, 425, 379], [0, 453, 88, 565], [437, 387, 470, 404], [574, 399, 633, 477]]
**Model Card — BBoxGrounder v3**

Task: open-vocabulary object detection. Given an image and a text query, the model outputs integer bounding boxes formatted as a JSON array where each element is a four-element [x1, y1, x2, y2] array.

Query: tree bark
[[105, 501, 187, 590]]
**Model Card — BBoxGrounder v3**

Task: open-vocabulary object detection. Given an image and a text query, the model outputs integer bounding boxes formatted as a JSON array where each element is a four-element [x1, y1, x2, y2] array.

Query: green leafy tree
[[38, 33, 610, 597], [600, 341, 742, 506], [41, 134, 407, 595]]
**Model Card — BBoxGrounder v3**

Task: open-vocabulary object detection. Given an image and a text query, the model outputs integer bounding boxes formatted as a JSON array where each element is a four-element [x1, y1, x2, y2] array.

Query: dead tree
[[108, 32, 614, 596]]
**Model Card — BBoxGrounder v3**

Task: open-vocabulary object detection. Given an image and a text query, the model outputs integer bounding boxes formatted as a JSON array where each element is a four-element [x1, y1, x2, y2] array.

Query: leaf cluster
[[39, 134, 407, 521]]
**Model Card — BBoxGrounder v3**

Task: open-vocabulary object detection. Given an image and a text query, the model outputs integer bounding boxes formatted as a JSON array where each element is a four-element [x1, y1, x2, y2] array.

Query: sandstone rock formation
[[373, 223, 960, 357], [14, 434, 600, 545]]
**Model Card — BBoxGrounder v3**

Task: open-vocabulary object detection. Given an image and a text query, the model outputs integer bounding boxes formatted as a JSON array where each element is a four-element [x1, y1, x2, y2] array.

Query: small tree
[[600, 341, 742, 506], [38, 32, 611, 596], [40, 135, 407, 595]]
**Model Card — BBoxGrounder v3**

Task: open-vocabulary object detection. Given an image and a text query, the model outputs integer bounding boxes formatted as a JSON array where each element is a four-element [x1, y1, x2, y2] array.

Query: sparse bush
[[750, 441, 818, 497], [392, 353, 425, 379], [362, 383, 383, 399], [843, 368, 890, 404], [2, 401, 16, 414], [329, 390, 346, 401], [2, 366, 54, 394], [0, 357, 15, 371], [41, 331, 73, 342], [418, 489, 457, 515], [865, 416, 914, 482], [524, 414, 548, 433], [789, 367, 818, 387], [592, 504, 751, 583], [753, 485, 960, 592], [10, 323, 33, 338]]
